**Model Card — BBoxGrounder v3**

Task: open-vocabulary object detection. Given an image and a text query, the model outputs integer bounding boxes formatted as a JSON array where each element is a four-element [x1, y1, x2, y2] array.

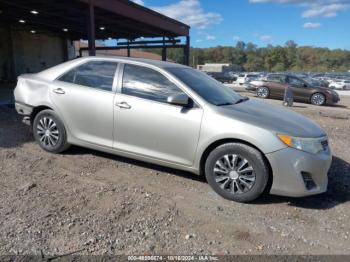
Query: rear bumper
[[266, 147, 332, 197], [15, 101, 33, 125], [245, 84, 257, 91], [15, 101, 33, 115]]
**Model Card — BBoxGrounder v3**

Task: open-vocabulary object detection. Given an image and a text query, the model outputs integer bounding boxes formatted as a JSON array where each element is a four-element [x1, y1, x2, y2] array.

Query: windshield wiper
[[216, 97, 249, 106], [216, 102, 234, 106], [234, 97, 249, 104]]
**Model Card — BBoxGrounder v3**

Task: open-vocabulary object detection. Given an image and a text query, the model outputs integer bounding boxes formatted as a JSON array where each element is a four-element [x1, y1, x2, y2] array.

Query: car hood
[[315, 87, 339, 96], [312, 85, 328, 90], [218, 98, 326, 138]]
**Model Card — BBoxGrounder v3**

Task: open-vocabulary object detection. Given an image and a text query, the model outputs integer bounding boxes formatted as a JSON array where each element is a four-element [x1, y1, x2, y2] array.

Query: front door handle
[[115, 101, 132, 109], [53, 88, 65, 94]]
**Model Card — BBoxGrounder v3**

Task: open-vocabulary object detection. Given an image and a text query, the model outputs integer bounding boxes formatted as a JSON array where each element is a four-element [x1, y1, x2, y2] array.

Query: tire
[[205, 143, 269, 203], [310, 93, 326, 106], [256, 86, 270, 98], [32, 109, 70, 153]]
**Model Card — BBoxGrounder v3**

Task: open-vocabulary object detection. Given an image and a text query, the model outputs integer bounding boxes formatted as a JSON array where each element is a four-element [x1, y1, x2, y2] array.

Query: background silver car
[[14, 57, 332, 202]]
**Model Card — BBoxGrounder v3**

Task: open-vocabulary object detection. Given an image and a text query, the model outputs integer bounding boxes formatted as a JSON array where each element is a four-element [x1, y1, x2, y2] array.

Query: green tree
[[143, 40, 350, 72]]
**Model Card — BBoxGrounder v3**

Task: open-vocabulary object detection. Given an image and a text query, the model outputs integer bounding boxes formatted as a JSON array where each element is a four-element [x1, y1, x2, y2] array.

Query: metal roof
[[0, 0, 190, 40]]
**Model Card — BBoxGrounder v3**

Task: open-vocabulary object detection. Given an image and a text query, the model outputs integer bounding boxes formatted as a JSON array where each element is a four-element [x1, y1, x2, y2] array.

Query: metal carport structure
[[0, 0, 191, 64]]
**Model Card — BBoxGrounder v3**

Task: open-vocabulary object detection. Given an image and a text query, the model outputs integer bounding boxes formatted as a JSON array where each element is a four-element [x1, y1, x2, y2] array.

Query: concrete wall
[[11, 31, 66, 77], [0, 27, 75, 82]]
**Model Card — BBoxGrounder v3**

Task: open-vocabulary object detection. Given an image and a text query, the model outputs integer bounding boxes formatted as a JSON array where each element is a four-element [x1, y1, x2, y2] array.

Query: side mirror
[[303, 83, 308, 88], [167, 93, 190, 107]]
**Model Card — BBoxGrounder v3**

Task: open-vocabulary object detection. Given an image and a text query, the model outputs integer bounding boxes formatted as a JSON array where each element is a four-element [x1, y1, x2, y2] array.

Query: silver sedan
[[14, 57, 332, 202]]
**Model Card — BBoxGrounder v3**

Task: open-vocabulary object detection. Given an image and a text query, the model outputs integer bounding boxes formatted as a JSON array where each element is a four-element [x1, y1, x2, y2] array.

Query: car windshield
[[168, 67, 242, 106]]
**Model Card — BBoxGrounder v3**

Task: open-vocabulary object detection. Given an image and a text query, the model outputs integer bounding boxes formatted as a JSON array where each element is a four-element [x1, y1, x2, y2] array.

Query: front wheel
[[205, 143, 269, 203], [310, 93, 326, 106], [256, 86, 270, 99], [33, 109, 70, 153]]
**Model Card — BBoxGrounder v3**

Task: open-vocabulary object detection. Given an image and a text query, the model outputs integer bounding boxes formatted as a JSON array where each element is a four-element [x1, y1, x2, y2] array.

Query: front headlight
[[277, 134, 325, 154]]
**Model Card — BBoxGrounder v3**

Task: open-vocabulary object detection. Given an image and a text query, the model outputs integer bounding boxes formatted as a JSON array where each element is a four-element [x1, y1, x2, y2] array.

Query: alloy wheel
[[257, 87, 269, 98], [213, 154, 256, 194], [36, 117, 60, 147], [311, 93, 325, 106]]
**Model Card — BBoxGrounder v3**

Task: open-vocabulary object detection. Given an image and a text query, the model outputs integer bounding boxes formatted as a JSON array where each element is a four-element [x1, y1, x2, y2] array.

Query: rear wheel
[[33, 109, 70, 153], [205, 143, 269, 203], [256, 86, 270, 98], [310, 93, 326, 106]]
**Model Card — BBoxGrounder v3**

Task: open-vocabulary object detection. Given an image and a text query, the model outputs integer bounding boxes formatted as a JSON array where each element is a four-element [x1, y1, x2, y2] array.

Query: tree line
[[148, 40, 350, 72]]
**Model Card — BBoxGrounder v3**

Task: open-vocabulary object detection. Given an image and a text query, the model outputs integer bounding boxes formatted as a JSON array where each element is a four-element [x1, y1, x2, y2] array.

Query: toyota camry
[[14, 57, 332, 202]]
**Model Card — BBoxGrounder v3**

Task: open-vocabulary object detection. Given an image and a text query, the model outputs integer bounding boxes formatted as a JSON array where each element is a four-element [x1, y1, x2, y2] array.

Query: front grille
[[321, 140, 328, 151], [301, 172, 317, 190]]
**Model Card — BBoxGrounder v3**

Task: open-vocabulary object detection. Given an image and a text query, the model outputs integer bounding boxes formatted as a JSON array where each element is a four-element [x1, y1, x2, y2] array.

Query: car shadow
[[329, 104, 348, 109], [291, 105, 307, 108], [66, 146, 350, 210], [254, 156, 350, 210], [64, 145, 207, 183], [0, 106, 34, 148]]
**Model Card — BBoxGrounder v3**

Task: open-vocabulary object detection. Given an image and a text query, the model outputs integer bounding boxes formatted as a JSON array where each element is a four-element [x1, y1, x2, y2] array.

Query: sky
[[128, 0, 350, 50]]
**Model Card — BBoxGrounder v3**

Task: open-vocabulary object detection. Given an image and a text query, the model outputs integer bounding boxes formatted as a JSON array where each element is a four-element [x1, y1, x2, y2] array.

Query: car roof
[[76, 56, 189, 69], [267, 73, 286, 77], [268, 73, 301, 78], [36, 55, 191, 81]]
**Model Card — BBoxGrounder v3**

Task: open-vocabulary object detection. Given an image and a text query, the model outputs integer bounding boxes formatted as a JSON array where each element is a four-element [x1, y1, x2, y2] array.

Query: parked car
[[329, 80, 350, 90], [14, 57, 332, 203], [236, 73, 259, 86], [249, 74, 339, 106], [206, 71, 237, 83]]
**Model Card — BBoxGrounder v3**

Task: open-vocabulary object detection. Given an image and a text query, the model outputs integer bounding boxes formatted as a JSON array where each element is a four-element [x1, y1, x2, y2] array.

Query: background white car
[[236, 73, 260, 86], [329, 80, 350, 90]]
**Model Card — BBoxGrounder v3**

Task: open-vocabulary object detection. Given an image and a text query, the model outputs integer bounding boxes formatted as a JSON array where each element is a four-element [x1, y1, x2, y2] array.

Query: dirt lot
[[0, 94, 350, 256]]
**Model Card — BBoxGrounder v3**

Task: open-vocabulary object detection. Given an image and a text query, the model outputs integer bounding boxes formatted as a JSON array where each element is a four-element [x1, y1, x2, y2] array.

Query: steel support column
[[62, 38, 69, 61], [183, 36, 190, 66], [88, 0, 96, 56], [162, 37, 167, 61], [127, 40, 131, 57]]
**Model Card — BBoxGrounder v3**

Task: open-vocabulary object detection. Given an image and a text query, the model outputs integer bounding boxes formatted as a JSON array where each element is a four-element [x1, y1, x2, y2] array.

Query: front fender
[[193, 112, 287, 170]]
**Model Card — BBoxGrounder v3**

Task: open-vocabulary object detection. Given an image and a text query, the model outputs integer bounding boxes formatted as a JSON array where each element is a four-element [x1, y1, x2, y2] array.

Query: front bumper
[[326, 93, 340, 104], [266, 147, 332, 197]]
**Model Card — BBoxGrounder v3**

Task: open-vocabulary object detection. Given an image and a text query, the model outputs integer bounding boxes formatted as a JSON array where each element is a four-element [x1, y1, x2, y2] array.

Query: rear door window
[[58, 61, 118, 91], [268, 74, 286, 83]]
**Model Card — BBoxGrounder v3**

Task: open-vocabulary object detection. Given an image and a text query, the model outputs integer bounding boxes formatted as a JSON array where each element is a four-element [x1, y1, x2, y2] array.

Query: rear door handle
[[53, 88, 65, 94], [115, 101, 131, 109]]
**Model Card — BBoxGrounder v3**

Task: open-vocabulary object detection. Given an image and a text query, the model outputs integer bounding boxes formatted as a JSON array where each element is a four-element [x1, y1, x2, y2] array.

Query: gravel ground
[[0, 94, 349, 256]]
